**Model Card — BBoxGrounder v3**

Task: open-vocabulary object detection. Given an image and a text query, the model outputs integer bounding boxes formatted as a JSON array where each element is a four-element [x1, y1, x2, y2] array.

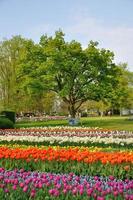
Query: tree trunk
[[69, 104, 76, 118], [120, 107, 122, 116]]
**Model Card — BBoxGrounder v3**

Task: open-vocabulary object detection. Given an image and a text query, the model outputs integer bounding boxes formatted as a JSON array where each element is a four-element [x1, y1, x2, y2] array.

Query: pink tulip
[[30, 191, 36, 198], [113, 191, 118, 197], [63, 189, 67, 194], [12, 185, 17, 190], [23, 185, 28, 192], [19, 182, 24, 188]]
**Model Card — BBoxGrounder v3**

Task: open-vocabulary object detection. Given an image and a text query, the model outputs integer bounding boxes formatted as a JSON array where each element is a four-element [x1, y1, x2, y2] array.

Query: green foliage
[[0, 118, 14, 129], [1, 110, 16, 123], [109, 63, 133, 111], [0, 36, 31, 112], [0, 32, 132, 116], [43, 92, 56, 114], [0, 139, 132, 149], [0, 159, 132, 179], [81, 100, 111, 116], [20, 30, 121, 117]]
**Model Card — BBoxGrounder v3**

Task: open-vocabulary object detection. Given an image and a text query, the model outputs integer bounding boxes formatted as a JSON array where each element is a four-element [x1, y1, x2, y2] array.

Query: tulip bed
[[0, 168, 133, 200], [0, 127, 133, 148], [0, 127, 132, 199]]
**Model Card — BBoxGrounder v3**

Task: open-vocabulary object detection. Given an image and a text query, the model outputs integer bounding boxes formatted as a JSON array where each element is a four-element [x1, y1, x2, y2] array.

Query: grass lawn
[[15, 116, 133, 131]]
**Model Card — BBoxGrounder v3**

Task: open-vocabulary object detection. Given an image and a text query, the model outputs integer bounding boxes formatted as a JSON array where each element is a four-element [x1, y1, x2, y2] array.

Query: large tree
[[18, 31, 123, 118], [38, 31, 121, 118]]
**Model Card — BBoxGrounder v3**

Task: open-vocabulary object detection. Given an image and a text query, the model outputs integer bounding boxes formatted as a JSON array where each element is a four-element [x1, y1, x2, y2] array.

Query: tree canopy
[[19, 31, 122, 117], [0, 31, 132, 117]]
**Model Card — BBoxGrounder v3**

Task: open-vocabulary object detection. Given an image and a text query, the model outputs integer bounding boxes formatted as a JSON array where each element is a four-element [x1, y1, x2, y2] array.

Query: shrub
[[1, 111, 16, 123], [0, 118, 14, 129], [81, 112, 88, 117]]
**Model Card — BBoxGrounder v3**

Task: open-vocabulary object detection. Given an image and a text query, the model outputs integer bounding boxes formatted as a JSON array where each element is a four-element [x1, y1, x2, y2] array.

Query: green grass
[[15, 116, 133, 131], [81, 116, 133, 131]]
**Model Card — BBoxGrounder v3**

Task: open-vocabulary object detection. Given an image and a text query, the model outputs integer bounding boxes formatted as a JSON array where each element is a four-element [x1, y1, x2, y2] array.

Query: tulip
[[23, 185, 28, 192], [19, 182, 24, 188], [12, 185, 17, 190]]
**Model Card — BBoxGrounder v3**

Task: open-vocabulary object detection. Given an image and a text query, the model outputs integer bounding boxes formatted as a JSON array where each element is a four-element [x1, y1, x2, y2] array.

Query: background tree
[[43, 92, 56, 115], [108, 63, 133, 115], [17, 38, 54, 114], [81, 100, 111, 117], [0, 36, 27, 111]]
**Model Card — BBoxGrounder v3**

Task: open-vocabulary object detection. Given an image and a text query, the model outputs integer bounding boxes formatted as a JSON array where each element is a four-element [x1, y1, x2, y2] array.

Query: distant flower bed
[[0, 127, 132, 147], [16, 116, 67, 122]]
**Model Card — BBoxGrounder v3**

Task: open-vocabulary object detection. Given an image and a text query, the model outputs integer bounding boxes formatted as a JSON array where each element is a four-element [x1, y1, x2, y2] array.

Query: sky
[[0, 0, 133, 71]]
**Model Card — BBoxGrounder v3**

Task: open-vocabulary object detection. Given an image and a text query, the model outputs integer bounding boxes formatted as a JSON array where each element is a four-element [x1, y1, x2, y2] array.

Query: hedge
[[0, 118, 14, 129]]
